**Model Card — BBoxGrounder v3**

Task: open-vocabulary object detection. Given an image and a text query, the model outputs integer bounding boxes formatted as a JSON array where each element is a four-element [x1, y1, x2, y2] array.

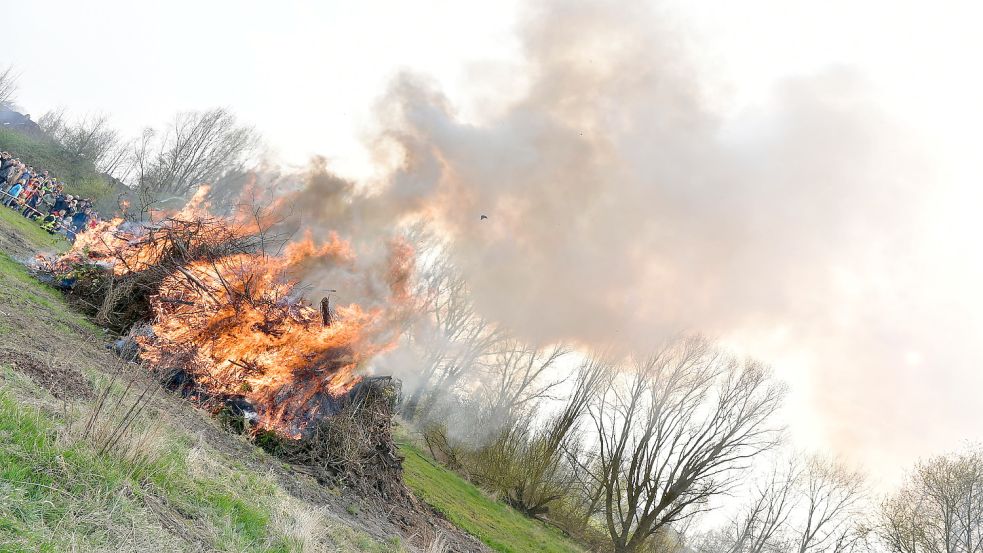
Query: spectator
[[4, 180, 22, 207], [22, 180, 42, 218], [40, 210, 62, 234], [59, 215, 74, 238], [51, 191, 68, 214], [40, 188, 55, 212], [71, 207, 90, 234], [0, 151, 100, 237]]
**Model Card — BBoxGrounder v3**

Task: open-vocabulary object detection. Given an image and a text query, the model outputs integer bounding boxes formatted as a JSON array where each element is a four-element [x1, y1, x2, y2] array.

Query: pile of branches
[[59, 216, 266, 332], [262, 377, 409, 500], [261, 376, 470, 546], [65, 262, 153, 331], [46, 214, 423, 509]]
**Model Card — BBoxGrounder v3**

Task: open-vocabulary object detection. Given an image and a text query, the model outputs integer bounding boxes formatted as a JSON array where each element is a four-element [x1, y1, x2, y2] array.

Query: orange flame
[[56, 199, 414, 437]]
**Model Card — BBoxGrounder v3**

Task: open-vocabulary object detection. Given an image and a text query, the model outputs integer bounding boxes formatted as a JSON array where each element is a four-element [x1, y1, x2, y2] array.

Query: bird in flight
[[480, 214, 488, 220]]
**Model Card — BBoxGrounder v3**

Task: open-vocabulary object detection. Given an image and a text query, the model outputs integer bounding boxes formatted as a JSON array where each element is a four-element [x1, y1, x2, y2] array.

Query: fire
[[66, 188, 250, 276], [53, 193, 414, 437]]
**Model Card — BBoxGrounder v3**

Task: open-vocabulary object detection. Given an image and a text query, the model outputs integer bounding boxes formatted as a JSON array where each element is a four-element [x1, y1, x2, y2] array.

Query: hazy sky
[[6, 0, 983, 489]]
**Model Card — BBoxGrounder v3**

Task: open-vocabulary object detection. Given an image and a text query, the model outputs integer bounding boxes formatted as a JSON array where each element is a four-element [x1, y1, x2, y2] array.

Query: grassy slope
[[0, 388, 288, 552], [0, 215, 407, 552], [0, 204, 67, 254], [0, 128, 121, 207], [0, 204, 585, 553], [399, 443, 583, 553]]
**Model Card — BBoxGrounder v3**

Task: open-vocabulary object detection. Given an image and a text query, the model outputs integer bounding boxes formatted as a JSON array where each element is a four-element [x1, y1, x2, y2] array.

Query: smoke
[[364, 0, 923, 350], [261, 0, 981, 481]]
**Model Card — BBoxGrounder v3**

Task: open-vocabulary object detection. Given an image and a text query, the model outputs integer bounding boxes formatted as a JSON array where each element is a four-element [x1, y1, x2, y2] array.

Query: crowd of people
[[0, 151, 100, 240]]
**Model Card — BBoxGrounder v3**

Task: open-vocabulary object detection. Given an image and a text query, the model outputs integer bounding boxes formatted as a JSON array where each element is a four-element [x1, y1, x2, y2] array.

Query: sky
[[5, 0, 983, 490]]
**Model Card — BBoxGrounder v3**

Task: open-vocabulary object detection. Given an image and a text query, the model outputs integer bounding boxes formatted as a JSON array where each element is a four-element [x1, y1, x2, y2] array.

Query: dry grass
[[271, 496, 411, 553], [58, 357, 166, 476], [424, 532, 450, 553]]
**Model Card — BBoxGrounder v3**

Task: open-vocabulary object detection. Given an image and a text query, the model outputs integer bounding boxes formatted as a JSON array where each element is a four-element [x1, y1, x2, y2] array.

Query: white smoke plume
[[264, 0, 981, 483]]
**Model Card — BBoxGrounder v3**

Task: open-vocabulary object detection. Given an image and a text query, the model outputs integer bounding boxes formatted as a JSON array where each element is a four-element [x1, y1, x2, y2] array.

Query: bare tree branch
[[794, 456, 867, 553], [880, 449, 983, 553], [135, 108, 258, 198], [0, 65, 18, 109], [590, 336, 786, 553]]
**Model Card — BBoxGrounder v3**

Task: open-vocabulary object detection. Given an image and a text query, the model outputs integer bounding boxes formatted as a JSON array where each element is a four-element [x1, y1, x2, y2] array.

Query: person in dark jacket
[[50, 193, 68, 214], [70, 207, 90, 234]]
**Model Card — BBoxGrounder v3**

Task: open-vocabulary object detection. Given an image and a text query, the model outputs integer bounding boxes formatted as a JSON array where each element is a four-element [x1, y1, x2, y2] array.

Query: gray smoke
[[370, 1, 924, 350], [271, 0, 979, 483]]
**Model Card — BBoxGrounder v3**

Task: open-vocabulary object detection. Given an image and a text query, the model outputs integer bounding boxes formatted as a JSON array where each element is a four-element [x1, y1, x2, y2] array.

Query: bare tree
[[100, 137, 136, 181], [691, 454, 869, 553], [38, 107, 68, 136], [705, 457, 800, 553], [794, 456, 867, 553], [564, 446, 608, 528], [0, 65, 17, 109], [54, 114, 119, 162], [476, 339, 571, 421], [134, 108, 258, 197], [590, 337, 786, 553], [401, 242, 502, 421], [879, 449, 983, 553], [38, 108, 137, 181], [879, 488, 924, 553], [473, 356, 610, 517]]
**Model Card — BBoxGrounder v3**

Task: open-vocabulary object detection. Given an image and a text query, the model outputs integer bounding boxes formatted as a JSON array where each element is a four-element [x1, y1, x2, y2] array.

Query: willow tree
[[590, 337, 786, 553]]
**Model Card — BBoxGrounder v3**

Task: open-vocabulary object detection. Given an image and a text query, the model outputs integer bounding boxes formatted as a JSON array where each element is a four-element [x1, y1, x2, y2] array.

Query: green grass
[[0, 391, 180, 551], [0, 249, 96, 337], [0, 128, 119, 202], [0, 206, 67, 253], [0, 258, 59, 306], [0, 249, 48, 289], [0, 385, 300, 552], [399, 442, 583, 553]]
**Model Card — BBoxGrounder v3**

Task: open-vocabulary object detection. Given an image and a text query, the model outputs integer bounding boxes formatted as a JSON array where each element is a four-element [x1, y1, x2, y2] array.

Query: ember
[[44, 191, 414, 438]]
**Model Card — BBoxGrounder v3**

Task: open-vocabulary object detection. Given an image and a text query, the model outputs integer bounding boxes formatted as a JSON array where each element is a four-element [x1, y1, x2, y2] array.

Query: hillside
[[399, 442, 583, 553], [0, 206, 428, 551], [0, 205, 586, 552], [0, 124, 124, 212]]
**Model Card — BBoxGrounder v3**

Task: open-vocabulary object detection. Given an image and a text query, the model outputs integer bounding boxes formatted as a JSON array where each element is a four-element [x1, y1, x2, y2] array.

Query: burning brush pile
[[38, 193, 415, 495]]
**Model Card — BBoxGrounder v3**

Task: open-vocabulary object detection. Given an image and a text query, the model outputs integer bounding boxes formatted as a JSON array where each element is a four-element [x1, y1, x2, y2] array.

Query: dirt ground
[[0, 347, 93, 400], [0, 222, 36, 257]]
